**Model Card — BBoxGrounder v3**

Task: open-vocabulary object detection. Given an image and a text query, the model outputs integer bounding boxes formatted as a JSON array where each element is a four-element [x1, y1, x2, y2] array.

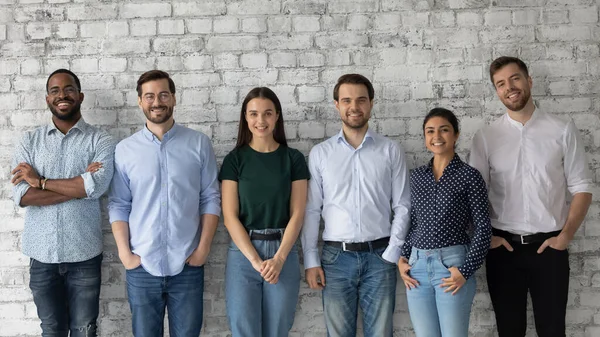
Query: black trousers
[[486, 240, 570, 337]]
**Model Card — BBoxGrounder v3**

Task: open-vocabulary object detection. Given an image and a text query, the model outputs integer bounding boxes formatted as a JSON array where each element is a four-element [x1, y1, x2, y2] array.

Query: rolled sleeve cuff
[[200, 203, 221, 217], [109, 209, 130, 224], [303, 250, 321, 270], [13, 184, 31, 207], [568, 184, 593, 196], [382, 245, 402, 265], [81, 172, 95, 199]]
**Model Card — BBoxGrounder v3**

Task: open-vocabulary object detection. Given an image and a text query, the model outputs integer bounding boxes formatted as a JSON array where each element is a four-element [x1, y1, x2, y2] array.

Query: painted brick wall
[[0, 1, 599, 336]]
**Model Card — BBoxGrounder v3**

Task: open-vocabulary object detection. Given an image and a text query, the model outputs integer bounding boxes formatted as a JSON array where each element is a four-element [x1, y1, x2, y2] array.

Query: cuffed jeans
[[29, 254, 102, 337], [405, 245, 476, 337], [225, 229, 301, 337], [321, 244, 397, 337], [126, 264, 204, 337]]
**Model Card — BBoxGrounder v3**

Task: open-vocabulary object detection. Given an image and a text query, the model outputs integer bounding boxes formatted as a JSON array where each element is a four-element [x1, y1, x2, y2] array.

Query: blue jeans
[[29, 254, 102, 337], [225, 229, 300, 337], [321, 244, 397, 337], [126, 264, 204, 337], [406, 245, 476, 337]]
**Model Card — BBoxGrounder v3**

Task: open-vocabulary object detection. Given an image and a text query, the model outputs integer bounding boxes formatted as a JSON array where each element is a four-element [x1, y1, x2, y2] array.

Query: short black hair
[[46, 69, 81, 93], [137, 70, 176, 97], [489, 56, 529, 85], [423, 107, 460, 134], [333, 74, 375, 101]]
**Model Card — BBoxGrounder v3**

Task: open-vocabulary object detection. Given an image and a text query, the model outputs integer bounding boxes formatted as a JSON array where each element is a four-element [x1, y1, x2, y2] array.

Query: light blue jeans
[[406, 244, 476, 337], [225, 228, 301, 337], [321, 244, 397, 337]]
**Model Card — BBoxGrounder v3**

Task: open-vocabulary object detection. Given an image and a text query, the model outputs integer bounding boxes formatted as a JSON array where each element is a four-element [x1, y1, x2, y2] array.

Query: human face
[[492, 63, 532, 112], [424, 116, 459, 156], [335, 83, 373, 130], [245, 98, 279, 140], [138, 79, 176, 125], [46, 73, 83, 121]]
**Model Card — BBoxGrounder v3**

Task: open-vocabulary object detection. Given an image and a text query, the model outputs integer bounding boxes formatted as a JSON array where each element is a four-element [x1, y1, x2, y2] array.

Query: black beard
[[48, 101, 81, 121]]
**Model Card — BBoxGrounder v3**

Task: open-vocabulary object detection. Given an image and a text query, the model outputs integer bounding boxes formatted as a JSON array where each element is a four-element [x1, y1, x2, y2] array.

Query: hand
[[250, 257, 264, 274], [119, 251, 142, 270], [305, 267, 326, 290], [537, 233, 571, 254], [261, 255, 285, 284], [490, 235, 514, 251], [441, 267, 466, 295], [86, 162, 103, 173], [186, 247, 209, 267], [398, 257, 419, 290], [11, 163, 41, 187]]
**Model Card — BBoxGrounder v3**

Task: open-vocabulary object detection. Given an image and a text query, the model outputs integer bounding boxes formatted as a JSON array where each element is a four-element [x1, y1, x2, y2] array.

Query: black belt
[[324, 237, 389, 252], [249, 231, 282, 241], [493, 228, 561, 245]]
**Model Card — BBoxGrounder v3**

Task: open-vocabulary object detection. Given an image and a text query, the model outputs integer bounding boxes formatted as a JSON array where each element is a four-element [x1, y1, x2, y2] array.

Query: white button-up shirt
[[469, 109, 592, 235], [301, 129, 411, 269]]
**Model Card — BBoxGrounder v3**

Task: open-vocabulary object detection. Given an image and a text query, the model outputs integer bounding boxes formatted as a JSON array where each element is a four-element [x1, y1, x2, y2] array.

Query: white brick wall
[[0, 1, 598, 336]]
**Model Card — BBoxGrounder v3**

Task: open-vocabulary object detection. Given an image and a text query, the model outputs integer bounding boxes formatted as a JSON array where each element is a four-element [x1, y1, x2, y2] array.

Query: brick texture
[[0, 1, 599, 336]]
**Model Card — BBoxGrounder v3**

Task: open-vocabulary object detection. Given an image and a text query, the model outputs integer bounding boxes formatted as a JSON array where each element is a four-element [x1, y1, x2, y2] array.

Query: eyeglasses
[[142, 93, 172, 104], [48, 86, 78, 97]]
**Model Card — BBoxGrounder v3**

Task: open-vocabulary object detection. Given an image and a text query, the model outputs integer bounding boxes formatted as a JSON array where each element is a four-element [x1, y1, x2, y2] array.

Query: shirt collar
[[142, 121, 179, 142], [427, 153, 463, 175], [505, 106, 541, 129], [335, 128, 375, 148], [47, 117, 88, 135]]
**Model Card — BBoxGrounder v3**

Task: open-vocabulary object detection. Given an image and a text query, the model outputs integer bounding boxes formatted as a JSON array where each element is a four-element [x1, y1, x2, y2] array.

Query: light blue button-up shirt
[[108, 123, 221, 277], [301, 129, 411, 269], [12, 118, 115, 263]]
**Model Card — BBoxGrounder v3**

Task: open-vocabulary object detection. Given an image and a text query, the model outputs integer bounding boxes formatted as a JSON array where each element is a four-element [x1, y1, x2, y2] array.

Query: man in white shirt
[[301, 74, 411, 337], [469, 56, 593, 337]]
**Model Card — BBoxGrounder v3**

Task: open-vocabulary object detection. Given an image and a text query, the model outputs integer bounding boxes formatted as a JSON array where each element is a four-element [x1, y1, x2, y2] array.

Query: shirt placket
[[158, 139, 169, 275], [57, 132, 68, 261], [353, 150, 361, 238], [520, 128, 531, 230]]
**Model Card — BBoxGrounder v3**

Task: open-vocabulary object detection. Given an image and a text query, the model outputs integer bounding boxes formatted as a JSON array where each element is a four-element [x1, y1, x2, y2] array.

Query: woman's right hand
[[250, 257, 264, 273], [398, 257, 419, 290]]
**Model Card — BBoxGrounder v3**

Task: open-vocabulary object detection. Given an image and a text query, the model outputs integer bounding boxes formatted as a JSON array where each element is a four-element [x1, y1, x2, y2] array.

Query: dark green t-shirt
[[219, 144, 310, 230]]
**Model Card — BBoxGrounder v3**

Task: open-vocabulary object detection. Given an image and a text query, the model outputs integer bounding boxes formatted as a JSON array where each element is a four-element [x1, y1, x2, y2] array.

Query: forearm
[[561, 192, 593, 239], [224, 215, 261, 263], [20, 188, 73, 206], [111, 221, 132, 255], [197, 214, 219, 251], [45, 176, 87, 199], [275, 215, 303, 261]]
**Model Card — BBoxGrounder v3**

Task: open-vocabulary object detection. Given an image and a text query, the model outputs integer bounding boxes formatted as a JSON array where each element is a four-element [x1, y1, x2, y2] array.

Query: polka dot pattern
[[401, 154, 492, 279]]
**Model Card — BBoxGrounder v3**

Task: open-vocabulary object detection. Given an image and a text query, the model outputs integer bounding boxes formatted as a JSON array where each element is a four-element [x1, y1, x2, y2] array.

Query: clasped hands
[[251, 255, 285, 285]]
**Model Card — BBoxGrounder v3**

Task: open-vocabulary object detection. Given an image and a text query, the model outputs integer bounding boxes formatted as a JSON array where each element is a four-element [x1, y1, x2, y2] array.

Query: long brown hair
[[236, 87, 287, 149]]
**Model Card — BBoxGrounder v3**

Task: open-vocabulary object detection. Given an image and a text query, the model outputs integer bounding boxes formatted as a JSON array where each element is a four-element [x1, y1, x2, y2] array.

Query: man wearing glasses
[[11, 69, 114, 336], [108, 70, 221, 337]]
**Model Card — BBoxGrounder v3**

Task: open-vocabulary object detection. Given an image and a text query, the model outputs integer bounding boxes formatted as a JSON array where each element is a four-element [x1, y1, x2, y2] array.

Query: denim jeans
[[126, 264, 204, 337], [321, 244, 397, 337], [29, 254, 102, 337], [405, 245, 476, 337], [225, 228, 300, 337]]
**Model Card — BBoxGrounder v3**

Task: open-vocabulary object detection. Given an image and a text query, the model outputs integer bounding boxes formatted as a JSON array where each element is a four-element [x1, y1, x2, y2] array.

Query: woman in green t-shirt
[[219, 87, 310, 337]]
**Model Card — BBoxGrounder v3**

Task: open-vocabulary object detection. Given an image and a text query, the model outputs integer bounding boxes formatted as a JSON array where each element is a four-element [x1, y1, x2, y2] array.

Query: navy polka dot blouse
[[401, 154, 492, 279]]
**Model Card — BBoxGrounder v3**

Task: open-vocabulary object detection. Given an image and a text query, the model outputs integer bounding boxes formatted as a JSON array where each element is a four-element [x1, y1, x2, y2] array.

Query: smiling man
[[108, 70, 220, 337], [470, 56, 593, 337], [11, 69, 115, 337], [301, 74, 411, 337]]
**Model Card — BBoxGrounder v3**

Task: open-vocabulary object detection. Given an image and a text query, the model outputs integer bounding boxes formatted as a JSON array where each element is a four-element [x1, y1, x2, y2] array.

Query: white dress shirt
[[469, 108, 592, 235], [301, 128, 411, 269]]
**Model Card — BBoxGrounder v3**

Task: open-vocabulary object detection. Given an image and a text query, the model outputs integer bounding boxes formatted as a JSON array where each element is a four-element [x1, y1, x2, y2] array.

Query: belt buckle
[[520, 235, 528, 245], [342, 242, 348, 251]]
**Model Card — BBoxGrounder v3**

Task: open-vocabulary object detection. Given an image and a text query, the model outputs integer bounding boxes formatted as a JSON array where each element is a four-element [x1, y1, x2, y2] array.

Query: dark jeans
[[126, 264, 204, 337], [486, 241, 569, 337], [29, 254, 102, 337]]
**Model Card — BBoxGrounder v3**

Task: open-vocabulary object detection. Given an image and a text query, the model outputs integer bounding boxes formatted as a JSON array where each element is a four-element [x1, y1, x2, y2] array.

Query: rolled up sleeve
[[12, 133, 32, 208], [83, 132, 115, 199], [198, 135, 221, 217]]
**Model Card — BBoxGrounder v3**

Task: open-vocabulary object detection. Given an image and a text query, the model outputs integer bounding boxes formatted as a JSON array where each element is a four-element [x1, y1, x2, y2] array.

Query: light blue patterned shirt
[[301, 128, 411, 269], [12, 118, 115, 263], [108, 123, 221, 277]]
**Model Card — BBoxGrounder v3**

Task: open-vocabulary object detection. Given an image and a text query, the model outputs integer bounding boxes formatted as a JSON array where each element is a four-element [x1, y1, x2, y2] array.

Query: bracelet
[[41, 178, 48, 190], [38, 176, 45, 189]]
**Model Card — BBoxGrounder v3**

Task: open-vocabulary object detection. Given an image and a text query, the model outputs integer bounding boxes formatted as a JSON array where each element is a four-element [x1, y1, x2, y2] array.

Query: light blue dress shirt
[[301, 128, 411, 269], [12, 118, 115, 263], [108, 123, 221, 277]]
